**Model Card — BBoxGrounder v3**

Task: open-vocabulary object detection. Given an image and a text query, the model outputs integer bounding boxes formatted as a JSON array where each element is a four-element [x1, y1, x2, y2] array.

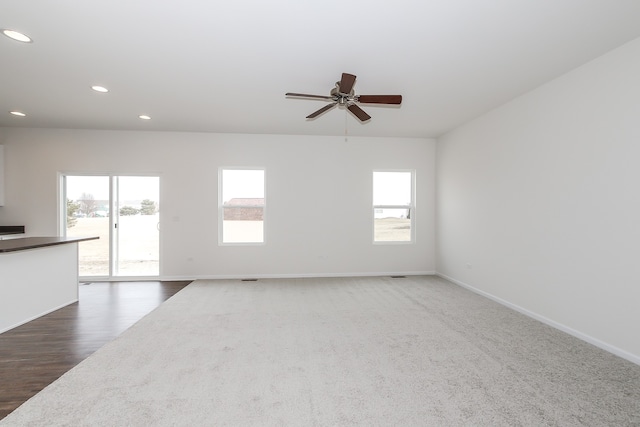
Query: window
[[373, 170, 413, 243], [219, 168, 265, 244]]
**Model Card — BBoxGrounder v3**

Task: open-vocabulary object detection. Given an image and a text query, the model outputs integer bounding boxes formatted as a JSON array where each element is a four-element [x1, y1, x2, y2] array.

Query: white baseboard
[[0, 299, 78, 334], [436, 272, 640, 366], [161, 271, 436, 282]]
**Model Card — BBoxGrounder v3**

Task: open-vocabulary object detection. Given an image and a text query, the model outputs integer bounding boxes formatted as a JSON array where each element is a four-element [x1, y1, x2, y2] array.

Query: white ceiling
[[2, 0, 640, 138]]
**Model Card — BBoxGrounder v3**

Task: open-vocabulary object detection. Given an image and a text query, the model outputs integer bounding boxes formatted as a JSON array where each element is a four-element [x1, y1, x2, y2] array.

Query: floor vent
[[390, 276, 406, 279], [241, 279, 258, 282]]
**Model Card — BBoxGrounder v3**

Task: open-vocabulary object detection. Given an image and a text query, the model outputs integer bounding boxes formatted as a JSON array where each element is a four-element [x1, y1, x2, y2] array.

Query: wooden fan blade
[[357, 95, 402, 105], [306, 103, 337, 119], [347, 104, 371, 121], [286, 92, 334, 100], [339, 73, 356, 94]]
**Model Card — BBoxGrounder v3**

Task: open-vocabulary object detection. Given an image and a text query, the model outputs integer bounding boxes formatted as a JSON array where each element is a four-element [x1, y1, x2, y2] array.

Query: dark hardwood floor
[[0, 280, 191, 420]]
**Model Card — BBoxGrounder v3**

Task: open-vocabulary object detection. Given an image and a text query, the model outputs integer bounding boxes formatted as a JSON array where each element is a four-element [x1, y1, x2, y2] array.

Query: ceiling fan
[[286, 73, 402, 122]]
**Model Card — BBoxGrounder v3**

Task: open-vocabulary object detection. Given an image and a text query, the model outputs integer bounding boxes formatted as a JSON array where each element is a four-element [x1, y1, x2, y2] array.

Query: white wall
[[0, 145, 4, 206], [0, 129, 435, 279], [437, 37, 640, 363]]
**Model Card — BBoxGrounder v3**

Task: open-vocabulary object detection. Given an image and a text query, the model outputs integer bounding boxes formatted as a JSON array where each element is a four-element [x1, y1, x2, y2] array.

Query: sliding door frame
[[58, 172, 162, 281]]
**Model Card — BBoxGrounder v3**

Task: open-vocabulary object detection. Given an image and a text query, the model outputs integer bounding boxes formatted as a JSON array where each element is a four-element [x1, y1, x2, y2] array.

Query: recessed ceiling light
[[91, 85, 109, 93], [10, 111, 26, 117], [2, 29, 32, 43], [139, 115, 151, 120]]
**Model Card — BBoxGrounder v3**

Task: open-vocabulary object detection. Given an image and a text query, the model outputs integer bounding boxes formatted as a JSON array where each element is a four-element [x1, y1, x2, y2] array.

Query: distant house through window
[[219, 168, 265, 244], [373, 170, 414, 243]]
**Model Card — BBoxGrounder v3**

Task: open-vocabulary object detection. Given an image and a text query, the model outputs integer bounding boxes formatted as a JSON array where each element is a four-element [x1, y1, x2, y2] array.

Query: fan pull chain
[[345, 108, 348, 142]]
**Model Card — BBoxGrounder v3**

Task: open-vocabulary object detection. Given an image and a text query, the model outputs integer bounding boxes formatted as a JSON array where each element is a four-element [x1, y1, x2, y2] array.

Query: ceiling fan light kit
[[286, 73, 402, 122]]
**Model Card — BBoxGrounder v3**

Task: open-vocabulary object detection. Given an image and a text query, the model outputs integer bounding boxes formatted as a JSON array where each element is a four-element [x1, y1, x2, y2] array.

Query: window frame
[[218, 167, 266, 246], [372, 169, 415, 244]]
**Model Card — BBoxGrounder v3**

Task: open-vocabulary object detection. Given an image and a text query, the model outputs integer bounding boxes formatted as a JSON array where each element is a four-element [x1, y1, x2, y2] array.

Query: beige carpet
[[2, 276, 639, 426]]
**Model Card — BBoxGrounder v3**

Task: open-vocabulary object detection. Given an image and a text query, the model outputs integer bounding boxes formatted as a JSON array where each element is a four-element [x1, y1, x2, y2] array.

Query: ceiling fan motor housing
[[330, 85, 353, 105]]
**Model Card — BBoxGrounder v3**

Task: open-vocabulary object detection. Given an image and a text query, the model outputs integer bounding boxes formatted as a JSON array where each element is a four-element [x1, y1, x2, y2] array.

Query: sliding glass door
[[113, 176, 160, 276], [64, 176, 110, 276], [63, 175, 160, 278]]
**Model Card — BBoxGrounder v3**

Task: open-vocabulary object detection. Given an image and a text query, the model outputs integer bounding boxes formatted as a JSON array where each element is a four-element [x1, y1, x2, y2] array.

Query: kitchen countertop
[[0, 226, 25, 235], [0, 236, 99, 253]]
